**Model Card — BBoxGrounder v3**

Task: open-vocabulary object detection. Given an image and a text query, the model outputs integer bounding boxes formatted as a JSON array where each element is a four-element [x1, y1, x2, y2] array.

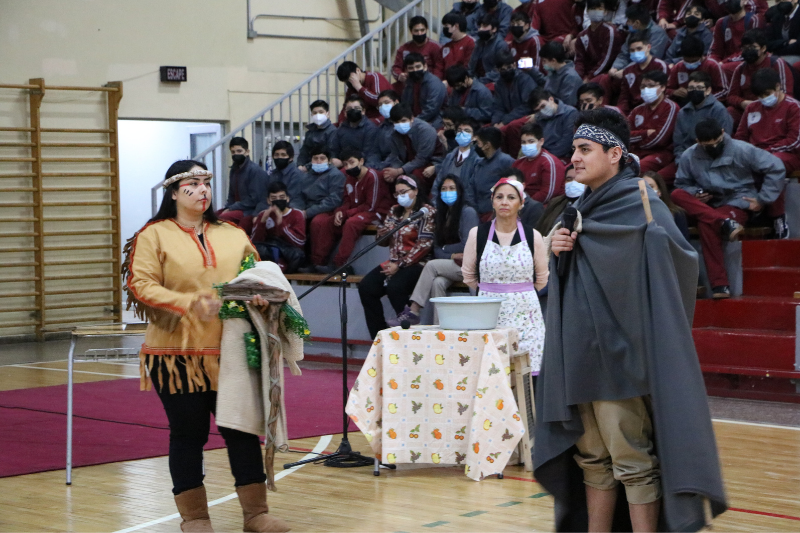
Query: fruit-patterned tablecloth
[[346, 326, 525, 481]]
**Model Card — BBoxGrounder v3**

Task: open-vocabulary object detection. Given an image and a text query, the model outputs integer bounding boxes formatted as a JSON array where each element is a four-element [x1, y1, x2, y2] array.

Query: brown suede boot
[[174, 486, 215, 532], [236, 483, 291, 532]]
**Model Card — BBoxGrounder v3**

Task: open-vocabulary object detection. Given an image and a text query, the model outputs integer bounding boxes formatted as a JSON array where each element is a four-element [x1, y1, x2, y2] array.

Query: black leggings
[[151, 358, 266, 495], [358, 263, 424, 339]]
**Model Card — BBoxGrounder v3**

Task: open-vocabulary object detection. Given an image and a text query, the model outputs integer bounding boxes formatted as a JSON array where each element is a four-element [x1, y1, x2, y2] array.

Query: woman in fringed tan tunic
[[124, 160, 290, 533]]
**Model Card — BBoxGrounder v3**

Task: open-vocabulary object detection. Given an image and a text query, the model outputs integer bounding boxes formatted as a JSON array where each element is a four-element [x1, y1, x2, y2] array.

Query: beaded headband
[[491, 178, 526, 199], [573, 124, 629, 161], [162, 169, 213, 189]]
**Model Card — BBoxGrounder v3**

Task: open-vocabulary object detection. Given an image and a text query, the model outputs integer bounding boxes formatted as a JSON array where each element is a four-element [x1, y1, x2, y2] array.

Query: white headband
[[163, 169, 213, 189]]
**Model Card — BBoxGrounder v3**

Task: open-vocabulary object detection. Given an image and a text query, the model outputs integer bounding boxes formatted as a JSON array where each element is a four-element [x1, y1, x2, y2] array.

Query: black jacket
[[225, 158, 269, 216], [766, 5, 800, 56]]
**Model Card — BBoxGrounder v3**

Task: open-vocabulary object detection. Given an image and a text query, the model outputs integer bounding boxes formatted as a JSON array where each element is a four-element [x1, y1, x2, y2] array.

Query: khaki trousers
[[574, 396, 662, 504], [409, 259, 464, 322]]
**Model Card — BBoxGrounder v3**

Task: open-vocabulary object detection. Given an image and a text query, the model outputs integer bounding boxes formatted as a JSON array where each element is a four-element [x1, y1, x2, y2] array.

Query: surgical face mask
[[408, 70, 425, 83], [412, 33, 427, 44], [273, 157, 290, 170], [474, 144, 486, 158], [538, 102, 555, 118], [397, 192, 414, 207], [631, 50, 647, 64], [440, 191, 458, 205], [311, 162, 329, 173], [587, 10, 605, 23], [742, 48, 760, 64], [477, 30, 492, 41], [394, 121, 412, 135], [641, 86, 660, 104], [521, 143, 540, 158], [346, 109, 363, 123], [272, 199, 289, 211], [346, 165, 361, 177], [760, 93, 779, 107], [311, 113, 328, 126], [456, 131, 473, 147], [379, 103, 394, 119], [543, 64, 556, 73], [703, 140, 725, 159], [564, 180, 586, 198], [687, 89, 707, 106], [510, 26, 525, 39], [684, 15, 700, 29], [684, 59, 702, 70], [232, 154, 246, 166]]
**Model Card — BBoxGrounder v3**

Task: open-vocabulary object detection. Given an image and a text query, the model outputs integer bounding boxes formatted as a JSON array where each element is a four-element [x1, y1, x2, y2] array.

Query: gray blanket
[[533, 169, 727, 531]]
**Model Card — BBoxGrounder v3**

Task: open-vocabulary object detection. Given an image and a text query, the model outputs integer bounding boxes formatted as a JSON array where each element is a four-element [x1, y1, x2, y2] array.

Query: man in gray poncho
[[534, 108, 727, 532]]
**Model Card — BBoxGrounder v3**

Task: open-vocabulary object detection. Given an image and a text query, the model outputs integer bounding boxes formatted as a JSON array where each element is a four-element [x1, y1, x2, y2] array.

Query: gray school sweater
[[386, 119, 444, 174], [466, 149, 517, 215], [543, 60, 583, 108], [446, 79, 494, 123], [329, 116, 379, 167], [401, 71, 447, 129], [293, 165, 346, 219], [492, 70, 538, 125]]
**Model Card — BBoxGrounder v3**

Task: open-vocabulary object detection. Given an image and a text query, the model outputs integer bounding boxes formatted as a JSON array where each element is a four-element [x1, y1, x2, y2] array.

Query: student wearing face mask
[[436, 106, 469, 154], [445, 65, 494, 123], [430, 118, 481, 202], [502, 88, 580, 161], [383, 104, 446, 187], [336, 61, 392, 125], [727, 29, 794, 126], [297, 100, 336, 171], [506, 11, 544, 73], [466, 127, 516, 219], [706, 0, 768, 22], [293, 146, 345, 228], [666, 36, 728, 104], [617, 32, 669, 114], [329, 94, 379, 168], [540, 41, 583, 108], [357, 176, 436, 338], [450, 0, 484, 37], [574, 0, 625, 82], [471, 0, 515, 38], [374, 90, 401, 171], [400, 53, 447, 128], [513, 122, 566, 205], [253, 141, 306, 219], [577, 82, 623, 113], [512, 0, 541, 30], [665, 71, 733, 185], [664, 4, 714, 65], [764, 0, 800, 63], [535, 164, 585, 235], [468, 14, 511, 84], [218, 137, 269, 236], [709, 0, 764, 81], [628, 70, 679, 177], [608, 4, 670, 80], [492, 50, 538, 127], [309, 148, 392, 273], [391, 16, 444, 90], [672, 118, 786, 297], [387, 175, 479, 326], [441, 12, 476, 72], [251, 180, 306, 274]]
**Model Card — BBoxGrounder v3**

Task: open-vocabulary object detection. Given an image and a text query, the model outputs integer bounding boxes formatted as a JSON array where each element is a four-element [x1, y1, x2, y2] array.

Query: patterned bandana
[[397, 175, 417, 189], [490, 177, 526, 199], [162, 169, 213, 189], [573, 124, 629, 161]]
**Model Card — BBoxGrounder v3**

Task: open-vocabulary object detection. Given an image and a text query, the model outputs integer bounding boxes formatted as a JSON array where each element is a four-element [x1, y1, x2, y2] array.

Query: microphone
[[400, 319, 411, 330], [557, 206, 578, 277], [407, 206, 429, 221]]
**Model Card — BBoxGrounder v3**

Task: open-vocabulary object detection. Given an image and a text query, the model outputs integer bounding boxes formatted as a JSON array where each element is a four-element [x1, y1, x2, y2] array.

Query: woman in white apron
[[462, 177, 549, 373]]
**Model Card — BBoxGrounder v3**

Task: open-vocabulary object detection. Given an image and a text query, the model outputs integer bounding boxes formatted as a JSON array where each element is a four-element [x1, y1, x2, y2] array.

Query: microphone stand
[[283, 212, 424, 471]]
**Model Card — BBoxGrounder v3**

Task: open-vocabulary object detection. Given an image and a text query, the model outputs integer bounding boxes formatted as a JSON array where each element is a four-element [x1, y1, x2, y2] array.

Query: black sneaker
[[721, 219, 743, 242], [774, 214, 790, 239], [712, 285, 731, 299]]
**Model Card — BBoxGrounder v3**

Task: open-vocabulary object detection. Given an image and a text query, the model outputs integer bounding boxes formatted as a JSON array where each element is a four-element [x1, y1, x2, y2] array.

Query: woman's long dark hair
[[434, 174, 465, 246], [642, 171, 683, 215], [391, 176, 427, 218], [149, 160, 220, 224]]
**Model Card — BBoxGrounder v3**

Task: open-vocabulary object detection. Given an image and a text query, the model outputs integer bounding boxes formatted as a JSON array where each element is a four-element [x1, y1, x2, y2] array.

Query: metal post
[[261, 114, 267, 167], [66, 334, 77, 485]]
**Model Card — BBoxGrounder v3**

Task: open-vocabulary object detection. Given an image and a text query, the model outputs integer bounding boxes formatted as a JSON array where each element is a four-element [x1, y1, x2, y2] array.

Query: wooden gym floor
[[0, 357, 799, 532]]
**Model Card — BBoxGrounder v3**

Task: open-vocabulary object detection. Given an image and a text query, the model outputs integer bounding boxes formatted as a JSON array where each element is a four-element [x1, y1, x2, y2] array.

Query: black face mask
[[273, 157, 290, 170], [742, 48, 760, 64], [684, 15, 700, 29], [442, 27, 453, 39], [779, 1, 795, 15], [346, 165, 361, 177], [346, 109, 363, 123], [726, 0, 742, 14], [687, 89, 707, 106], [500, 69, 516, 82], [232, 154, 246, 166], [477, 30, 493, 41], [484, 0, 498, 9], [703, 140, 725, 159], [272, 199, 289, 211], [412, 33, 427, 44], [444, 129, 456, 140], [408, 70, 425, 83], [510, 26, 525, 39], [474, 145, 486, 158], [462, 1, 477, 12]]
